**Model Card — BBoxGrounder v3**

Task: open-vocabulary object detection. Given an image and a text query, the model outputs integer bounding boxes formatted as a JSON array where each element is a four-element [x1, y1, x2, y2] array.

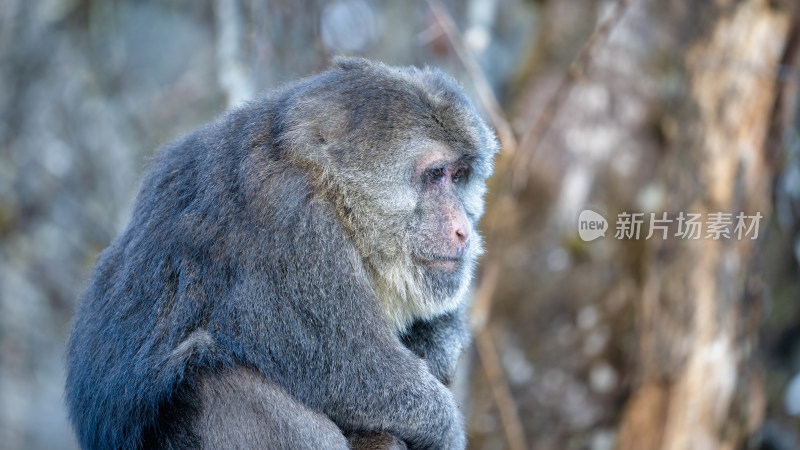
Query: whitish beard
[[365, 235, 481, 333]]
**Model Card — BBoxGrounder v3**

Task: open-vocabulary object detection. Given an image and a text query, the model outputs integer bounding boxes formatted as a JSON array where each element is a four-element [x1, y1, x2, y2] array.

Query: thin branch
[[475, 327, 529, 450], [766, 1, 800, 168], [511, 0, 634, 192], [470, 257, 500, 331], [426, 0, 518, 156]]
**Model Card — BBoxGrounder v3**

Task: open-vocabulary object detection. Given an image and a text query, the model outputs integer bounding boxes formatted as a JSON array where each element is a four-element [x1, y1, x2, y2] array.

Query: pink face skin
[[413, 148, 473, 273]]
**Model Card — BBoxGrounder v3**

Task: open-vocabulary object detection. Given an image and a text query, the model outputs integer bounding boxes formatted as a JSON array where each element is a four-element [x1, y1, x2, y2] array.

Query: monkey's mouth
[[415, 254, 464, 272]]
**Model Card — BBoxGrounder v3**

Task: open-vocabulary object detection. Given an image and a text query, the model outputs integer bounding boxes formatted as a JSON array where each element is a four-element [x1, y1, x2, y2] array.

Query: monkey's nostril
[[455, 228, 469, 245]]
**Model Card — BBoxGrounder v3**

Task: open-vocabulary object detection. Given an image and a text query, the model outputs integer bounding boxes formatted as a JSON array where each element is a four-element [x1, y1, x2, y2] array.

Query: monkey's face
[[410, 145, 474, 275], [280, 60, 498, 329], [401, 142, 482, 317]]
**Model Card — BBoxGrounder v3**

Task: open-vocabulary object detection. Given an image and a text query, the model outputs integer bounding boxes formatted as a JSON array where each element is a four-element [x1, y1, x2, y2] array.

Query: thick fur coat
[[65, 57, 497, 449]]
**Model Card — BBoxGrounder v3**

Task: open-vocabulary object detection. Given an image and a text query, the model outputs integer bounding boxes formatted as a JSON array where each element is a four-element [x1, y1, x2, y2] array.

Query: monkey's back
[[64, 92, 319, 448]]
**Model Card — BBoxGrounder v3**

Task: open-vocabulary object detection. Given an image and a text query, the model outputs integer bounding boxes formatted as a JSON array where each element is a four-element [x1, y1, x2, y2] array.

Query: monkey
[[65, 57, 498, 449]]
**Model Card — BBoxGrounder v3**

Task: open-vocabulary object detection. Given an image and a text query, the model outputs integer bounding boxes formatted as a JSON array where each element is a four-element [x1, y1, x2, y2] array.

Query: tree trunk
[[617, 2, 790, 449], [470, 0, 794, 448]]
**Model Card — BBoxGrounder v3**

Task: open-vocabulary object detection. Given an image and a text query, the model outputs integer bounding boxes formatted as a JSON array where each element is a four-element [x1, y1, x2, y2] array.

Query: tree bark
[[471, 0, 794, 448], [618, 2, 790, 449]]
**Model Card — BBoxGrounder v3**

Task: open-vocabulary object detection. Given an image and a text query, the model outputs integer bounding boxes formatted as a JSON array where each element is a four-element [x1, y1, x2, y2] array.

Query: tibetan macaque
[[65, 57, 498, 449]]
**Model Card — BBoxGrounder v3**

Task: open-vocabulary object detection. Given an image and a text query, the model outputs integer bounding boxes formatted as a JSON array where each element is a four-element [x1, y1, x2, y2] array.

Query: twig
[[475, 327, 529, 450], [765, 0, 800, 168], [511, 0, 634, 192], [470, 258, 500, 331], [426, 0, 518, 156]]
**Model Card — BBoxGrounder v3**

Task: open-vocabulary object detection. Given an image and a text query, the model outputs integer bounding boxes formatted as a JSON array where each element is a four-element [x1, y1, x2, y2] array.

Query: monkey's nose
[[455, 226, 470, 246]]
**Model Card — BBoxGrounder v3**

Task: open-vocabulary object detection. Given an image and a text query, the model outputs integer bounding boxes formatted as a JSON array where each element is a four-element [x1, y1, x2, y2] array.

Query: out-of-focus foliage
[[2, 1, 800, 449], [0, 1, 533, 448]]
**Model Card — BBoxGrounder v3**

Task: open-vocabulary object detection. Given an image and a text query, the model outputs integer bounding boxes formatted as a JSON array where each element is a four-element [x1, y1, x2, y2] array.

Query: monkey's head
[[278, 57, 498, 331]]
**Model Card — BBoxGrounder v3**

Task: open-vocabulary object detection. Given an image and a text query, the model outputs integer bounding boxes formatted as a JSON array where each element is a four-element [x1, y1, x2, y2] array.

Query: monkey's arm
[[221, 192, 465, 449], [229, 278, 465, 449], [400, 306, 470, 386]]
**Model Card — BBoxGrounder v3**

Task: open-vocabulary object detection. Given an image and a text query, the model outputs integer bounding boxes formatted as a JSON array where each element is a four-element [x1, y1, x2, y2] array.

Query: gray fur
[[65, 57, 498, 449]]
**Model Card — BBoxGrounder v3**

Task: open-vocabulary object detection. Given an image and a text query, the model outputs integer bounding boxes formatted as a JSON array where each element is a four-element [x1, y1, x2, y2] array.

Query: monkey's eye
[[452, 168, 469, 183], [428, 167, 446, 183]]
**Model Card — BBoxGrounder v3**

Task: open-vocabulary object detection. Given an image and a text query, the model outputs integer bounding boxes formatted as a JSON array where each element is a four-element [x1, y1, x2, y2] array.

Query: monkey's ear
[[331, 56, 374, 72]]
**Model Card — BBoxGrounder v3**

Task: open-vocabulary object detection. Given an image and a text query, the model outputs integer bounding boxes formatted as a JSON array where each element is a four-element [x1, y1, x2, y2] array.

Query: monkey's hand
[[323, 343, 467, 450], [400, 307, 470, 386], [347, 431, 408, 449]]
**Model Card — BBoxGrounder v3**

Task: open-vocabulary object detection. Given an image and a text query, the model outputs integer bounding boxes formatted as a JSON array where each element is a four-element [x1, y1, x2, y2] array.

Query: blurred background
[[2, 0, 800, 449]]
